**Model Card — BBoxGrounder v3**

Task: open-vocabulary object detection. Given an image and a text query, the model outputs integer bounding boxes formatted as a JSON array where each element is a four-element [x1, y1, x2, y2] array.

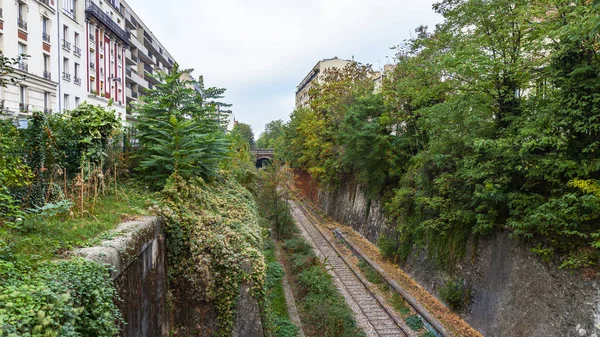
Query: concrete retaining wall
[[74, 216, 169, 337]]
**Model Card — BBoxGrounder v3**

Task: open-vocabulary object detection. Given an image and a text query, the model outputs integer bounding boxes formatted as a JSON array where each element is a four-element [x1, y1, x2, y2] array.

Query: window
[[63, 57, 70, 80], [43, 55, 50, 79], [74, 63, 79, 78], [74, 32, 80, 48], [44, 92, 50, 112], [63, 0, 76, 20], [42, 18, 50, 42], [19, 86, 26, 106], [17, 3, 26, 29], [18, 43, 26, 56], [75, 97, 80, 106], [64, 94, 70, 110]]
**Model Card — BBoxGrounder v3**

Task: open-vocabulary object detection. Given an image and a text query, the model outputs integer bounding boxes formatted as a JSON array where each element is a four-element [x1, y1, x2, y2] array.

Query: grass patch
[[389, 293, 412, 316], [282, 236, 365, 337], [263, 237, 298, 337], [357, 259, 384, 285], [0, 181, 153, 264]]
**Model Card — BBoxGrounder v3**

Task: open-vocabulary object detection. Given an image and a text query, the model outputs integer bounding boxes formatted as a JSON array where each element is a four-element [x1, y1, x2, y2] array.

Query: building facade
[[295, 57, 352, 109], [1, 0, 59, 118], [122, 1, 175, 123], [1, 0, 179, 124]]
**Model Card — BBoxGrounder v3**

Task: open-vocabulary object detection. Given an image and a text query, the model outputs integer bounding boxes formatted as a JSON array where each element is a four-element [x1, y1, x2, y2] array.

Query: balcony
[[43, 71, 51, 80], [43, 32, 51, 43], [143, 63, 153, 74], [63, 72, 71, 81], [74, 77, 81, 85], [19, 103, 29, 113], [18, 17, 27, 31], [125, 68, 147, 87], [18, 62, 28, 72], [90, 62, 95, 70], [44, 108, 53, 114], [74, 46, 82, 56], [84, 1, 130, 46], [62, 39, 71, 51]]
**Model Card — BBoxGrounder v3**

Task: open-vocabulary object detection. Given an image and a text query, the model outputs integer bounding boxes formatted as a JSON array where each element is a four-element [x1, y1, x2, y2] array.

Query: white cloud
[[125, 0, 442, 134]]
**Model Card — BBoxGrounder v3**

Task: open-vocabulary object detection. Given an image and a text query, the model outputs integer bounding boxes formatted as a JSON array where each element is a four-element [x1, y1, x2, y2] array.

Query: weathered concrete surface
[[234, 261, 265, 337], [74, 216, 169, 337], [297, 172, 600, 337]]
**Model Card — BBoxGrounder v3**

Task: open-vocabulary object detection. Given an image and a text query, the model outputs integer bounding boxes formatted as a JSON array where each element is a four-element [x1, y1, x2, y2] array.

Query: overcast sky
[[125, 0, 443, 136]]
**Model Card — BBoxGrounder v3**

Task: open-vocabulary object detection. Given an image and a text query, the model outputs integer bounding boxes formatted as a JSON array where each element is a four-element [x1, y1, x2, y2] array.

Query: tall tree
[[230, 122, 255, 149], [256, 119, 284, 149], [135, 64, 229, 189]]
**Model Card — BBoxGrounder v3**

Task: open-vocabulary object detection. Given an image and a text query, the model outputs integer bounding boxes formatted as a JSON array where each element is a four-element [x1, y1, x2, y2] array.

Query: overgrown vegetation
[[158, 174, 266, 336], [438, 279, 471, 312], [0, 258, 122, 336], [262, 240, 298, 337], [1, 60, 266, 336], [281, 237, 364, 337], [272, 0, 600, 269]]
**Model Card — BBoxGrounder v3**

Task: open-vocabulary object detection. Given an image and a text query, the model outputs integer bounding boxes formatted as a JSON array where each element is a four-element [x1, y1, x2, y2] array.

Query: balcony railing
[[62, 72, 71, 81], [44, 108, 53, 114], [74, 46, 82, 56], [43, 32, 51, 43], [43, 71, 51, 80], [85, 1, 130, 45], [39, 0, 51, 7], [89, 33, 95, 42], [62, 39, 71, 51], [18, 17, 27, 31], [18, 62, 28, 72], [19, 103, 29, 112], [74, 77, 82, 85], [90, 62, 96, 70]]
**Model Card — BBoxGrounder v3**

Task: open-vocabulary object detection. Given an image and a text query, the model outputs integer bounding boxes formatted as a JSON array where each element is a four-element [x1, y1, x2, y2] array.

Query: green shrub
[[438, 278, 470, 312], [377, 233, 400, 262], [297, 266, 337, 298], [272, 316, 298, 337], [266, 262, 285, 290], [405, 314, 424, 331], [0, 258, 122, 336], [357, 260, 383, 284], [421, 331, 436, 337], [389, 293, 411, 316]]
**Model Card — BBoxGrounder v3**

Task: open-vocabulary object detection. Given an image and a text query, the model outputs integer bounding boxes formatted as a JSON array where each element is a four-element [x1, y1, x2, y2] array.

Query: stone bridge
[[251, 148, 274, 168]]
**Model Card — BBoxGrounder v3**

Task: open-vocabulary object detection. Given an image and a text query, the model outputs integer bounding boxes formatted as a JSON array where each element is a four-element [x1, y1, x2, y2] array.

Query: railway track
[[289, 198, 411, 337]]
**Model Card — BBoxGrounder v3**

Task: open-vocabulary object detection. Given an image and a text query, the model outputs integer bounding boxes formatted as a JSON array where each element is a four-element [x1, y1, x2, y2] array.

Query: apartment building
[[1, 0, 179, 123], [1, 0, 59, 117], [295, 57, 352, 109], [84, 0, 128, 120], [122, 1, 175, 123], [57, 0, 86, 113]]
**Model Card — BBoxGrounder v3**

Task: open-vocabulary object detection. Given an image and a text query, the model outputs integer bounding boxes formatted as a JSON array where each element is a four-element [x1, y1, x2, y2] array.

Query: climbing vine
[[157, 173, 266, 336]]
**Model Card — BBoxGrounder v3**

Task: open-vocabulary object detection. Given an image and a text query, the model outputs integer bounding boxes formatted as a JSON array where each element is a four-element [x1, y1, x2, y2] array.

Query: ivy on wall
[[157, 173, 266, 336]]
